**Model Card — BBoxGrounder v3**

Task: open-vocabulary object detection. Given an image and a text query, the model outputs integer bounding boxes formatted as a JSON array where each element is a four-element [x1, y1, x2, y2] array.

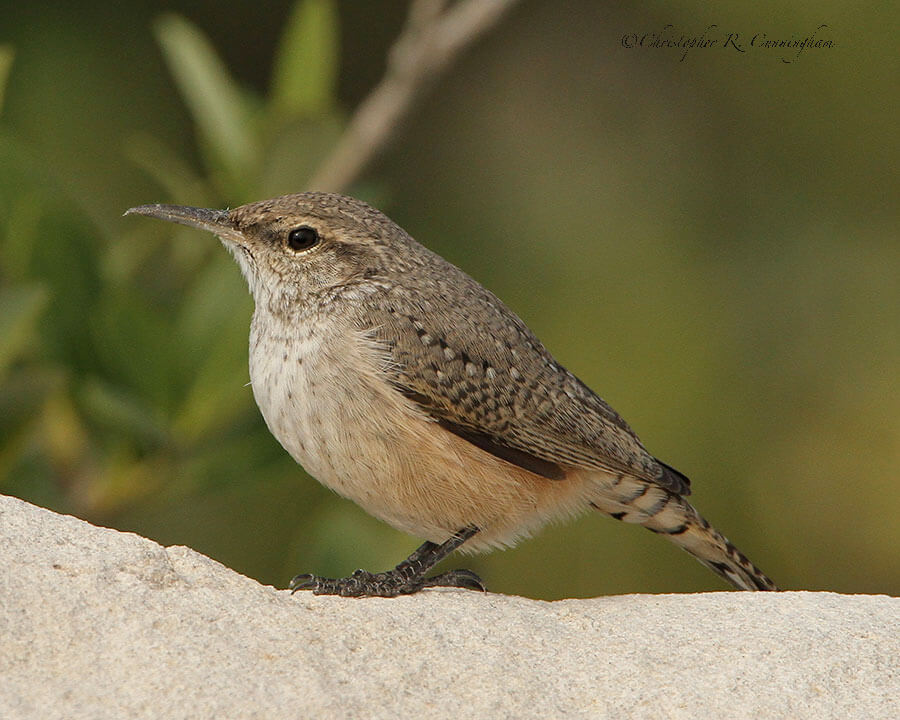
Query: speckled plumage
[[126, 192, 777, 593]]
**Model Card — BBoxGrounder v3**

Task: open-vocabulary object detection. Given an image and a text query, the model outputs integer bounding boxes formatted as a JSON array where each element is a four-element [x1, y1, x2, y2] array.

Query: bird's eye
[[286, 226, 319, 251]]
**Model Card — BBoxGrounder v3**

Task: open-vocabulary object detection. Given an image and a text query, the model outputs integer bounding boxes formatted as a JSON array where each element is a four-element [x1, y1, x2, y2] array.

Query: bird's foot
[[289, 567, 485, 597], [289, 526, 484, 597]]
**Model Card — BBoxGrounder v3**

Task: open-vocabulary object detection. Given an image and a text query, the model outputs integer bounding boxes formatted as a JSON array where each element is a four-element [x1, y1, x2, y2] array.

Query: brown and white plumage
[[127, 192, 777, 593]]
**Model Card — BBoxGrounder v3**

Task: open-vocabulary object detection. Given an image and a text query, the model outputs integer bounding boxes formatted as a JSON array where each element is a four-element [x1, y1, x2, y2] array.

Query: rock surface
[[0, 494, 897, 719]]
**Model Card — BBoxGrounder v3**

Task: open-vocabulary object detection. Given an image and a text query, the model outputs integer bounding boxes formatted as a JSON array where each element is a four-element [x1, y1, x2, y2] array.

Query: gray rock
[[1, 494, 897, 719]]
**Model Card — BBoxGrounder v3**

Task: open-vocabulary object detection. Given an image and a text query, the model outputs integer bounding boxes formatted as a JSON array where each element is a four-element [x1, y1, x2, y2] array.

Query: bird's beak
[[124, 203, 249, 252]]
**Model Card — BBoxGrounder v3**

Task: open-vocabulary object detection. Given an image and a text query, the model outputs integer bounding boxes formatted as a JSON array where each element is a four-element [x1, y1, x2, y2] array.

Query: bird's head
[[126, 192, 408, 313]]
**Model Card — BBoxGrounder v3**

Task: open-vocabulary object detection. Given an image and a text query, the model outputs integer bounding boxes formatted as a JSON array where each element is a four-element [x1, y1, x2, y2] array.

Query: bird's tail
[[590, 477, 778, 591]]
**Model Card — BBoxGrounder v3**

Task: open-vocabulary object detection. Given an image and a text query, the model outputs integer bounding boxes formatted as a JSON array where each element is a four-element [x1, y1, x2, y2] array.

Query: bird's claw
[[288, 566, 485, 597], [422, 569, 486, 592]]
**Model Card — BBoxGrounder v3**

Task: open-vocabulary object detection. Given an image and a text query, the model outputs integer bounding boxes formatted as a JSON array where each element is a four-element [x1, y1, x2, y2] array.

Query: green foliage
[[272, 0, 340, 118], [0, 284, 46, 380], [0, 1, 342, 525], [154, 13, 261, 197], [0, 45, 13, 114], [148, 0, 342, 204], [0, 1, 897, 599]]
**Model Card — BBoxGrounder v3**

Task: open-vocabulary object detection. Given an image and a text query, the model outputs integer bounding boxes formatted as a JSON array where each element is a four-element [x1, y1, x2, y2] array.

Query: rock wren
[[126, 193, 777, 596]]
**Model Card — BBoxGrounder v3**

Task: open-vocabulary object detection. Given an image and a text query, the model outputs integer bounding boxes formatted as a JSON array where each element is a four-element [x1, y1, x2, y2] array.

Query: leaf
[[102, 223, 166, 284], [79, 378, 168, 449], [258, 115, 343, 195], [89, 287, 178, 415], [171, 252, 254, 442], [0, 45, 13, 115], [87, 451, 169, 513], [175, 250, 251, 359], [271, 0, 340, 118], [153, 14, 260, 186], [0, 283, 48, 380], [172, 318, 255, 443], [0, 367, 63, 483], [0, 190, 41, 281], [123, 132, 212, 207]]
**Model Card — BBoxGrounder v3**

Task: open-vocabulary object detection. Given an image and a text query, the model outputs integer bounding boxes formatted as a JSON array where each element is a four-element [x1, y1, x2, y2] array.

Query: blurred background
[[0, 0, 896, 599]]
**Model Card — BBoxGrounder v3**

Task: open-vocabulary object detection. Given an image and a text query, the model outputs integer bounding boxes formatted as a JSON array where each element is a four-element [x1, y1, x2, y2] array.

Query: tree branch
[[307, 0, 520, 193]]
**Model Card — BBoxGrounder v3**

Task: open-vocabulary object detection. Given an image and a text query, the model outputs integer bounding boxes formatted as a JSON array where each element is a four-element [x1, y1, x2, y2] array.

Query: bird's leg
[[289, 526, 484, 597]]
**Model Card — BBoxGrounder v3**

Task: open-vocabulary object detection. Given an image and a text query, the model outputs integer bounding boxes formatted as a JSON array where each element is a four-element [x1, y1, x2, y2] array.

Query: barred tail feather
[[656, 509, 778, 591], [590, 476, 778, 591]]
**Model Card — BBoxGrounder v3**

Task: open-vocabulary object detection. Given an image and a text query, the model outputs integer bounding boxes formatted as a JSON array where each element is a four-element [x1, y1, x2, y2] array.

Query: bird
[[125, 192, 778, 597]]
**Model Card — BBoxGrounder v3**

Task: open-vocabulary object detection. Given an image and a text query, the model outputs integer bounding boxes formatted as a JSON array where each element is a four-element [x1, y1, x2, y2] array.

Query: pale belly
[[249, 322, 370, 492], [247, 317, 594, 550]]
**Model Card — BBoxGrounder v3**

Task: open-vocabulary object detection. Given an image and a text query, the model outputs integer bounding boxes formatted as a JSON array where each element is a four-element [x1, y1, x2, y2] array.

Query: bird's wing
[[359, 273, 690, 496]]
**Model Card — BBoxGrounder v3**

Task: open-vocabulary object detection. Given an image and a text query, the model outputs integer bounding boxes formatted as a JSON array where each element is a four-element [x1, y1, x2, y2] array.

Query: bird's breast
[[249, 314, 351, 484], [245, 310, 595, 549]]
